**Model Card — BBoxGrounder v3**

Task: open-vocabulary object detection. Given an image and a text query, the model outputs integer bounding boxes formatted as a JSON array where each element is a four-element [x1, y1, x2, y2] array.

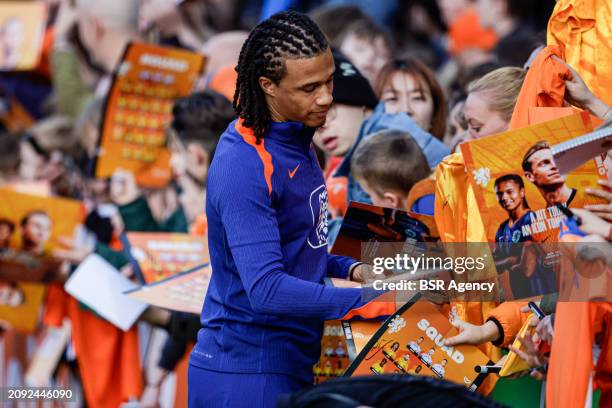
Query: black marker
[[475, 365, 501, 374], [556, 204, 582, 226], [528, 301, 546, 320]]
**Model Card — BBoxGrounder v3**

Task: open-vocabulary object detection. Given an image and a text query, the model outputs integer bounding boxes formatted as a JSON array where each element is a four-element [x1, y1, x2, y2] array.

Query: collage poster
[[0, 189, 83, 332]]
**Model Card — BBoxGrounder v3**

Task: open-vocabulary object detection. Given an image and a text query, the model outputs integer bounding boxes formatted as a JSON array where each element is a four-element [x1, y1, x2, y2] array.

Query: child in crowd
[[351, 130, 431, 210]]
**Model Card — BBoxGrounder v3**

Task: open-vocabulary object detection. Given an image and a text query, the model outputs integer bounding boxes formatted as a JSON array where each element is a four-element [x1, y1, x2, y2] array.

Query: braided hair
[[233, 10, 329, 144]]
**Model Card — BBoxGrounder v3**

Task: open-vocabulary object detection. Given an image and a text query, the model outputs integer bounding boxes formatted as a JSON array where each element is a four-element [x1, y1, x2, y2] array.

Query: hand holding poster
[[95, 42, 205, 187]]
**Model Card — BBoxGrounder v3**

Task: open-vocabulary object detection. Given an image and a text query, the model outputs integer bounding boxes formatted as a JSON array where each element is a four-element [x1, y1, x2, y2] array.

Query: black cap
[[332, 51, 378, 109]]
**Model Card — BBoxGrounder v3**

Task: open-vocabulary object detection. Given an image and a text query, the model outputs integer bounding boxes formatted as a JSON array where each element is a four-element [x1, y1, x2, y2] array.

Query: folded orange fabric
[[547, 0, 612, 105], [509, 45, 571, 130]]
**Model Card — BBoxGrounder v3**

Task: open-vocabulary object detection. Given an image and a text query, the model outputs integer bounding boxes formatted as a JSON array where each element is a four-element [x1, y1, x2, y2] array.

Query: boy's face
[[340, 33, 390, 85], [314, 104, 367, 157], [260, 48, 335, 129]]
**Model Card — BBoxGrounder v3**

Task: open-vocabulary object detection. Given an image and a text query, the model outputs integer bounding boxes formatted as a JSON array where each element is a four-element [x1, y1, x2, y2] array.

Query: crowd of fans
[[0, 0, 610, 407]]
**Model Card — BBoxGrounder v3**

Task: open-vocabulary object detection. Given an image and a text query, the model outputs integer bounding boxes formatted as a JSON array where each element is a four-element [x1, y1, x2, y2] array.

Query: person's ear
[[88, 16, 105, 40], [189, 144, 209, 167], [258, 76, 277, 97], [524, 172, 535, 183], [383, 192, 405, 209]]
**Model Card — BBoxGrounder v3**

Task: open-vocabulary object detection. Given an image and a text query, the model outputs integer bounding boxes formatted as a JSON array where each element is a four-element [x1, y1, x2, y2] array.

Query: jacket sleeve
[[326, 254, 357, 279], [487, 301, 530, 347], [212, 152, 366, 320]]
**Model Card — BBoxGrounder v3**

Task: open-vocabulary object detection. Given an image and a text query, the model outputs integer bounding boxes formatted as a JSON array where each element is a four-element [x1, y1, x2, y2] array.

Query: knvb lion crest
[[308, 185, 329, 249]]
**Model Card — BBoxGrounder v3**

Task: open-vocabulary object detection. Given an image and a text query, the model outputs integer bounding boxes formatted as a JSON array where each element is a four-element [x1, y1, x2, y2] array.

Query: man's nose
[[317, 87, 333, 107]]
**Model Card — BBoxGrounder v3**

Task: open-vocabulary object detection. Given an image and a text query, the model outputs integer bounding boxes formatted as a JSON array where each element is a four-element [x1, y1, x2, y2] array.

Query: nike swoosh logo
[[289, 163, 301, 179]]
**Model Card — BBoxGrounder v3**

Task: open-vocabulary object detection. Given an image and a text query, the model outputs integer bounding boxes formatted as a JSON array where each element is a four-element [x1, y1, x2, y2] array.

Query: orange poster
[[0, 189, 83, 332], [0, 1, 47, 71], [460, 113, 607, 300], [461, 112, 606, 243], [124, 232, 209, 284], [95, 42, 205, 187], [344, 295, 492, 391]]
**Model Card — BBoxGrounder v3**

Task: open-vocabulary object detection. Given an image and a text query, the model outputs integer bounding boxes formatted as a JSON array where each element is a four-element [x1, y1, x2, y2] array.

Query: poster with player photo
[[460, 112, 607, 299]]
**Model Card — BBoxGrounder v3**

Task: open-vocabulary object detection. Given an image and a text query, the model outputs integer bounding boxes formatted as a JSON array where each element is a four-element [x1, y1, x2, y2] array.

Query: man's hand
[[350, 263, 392, 283], [585, 179, 612, 222]]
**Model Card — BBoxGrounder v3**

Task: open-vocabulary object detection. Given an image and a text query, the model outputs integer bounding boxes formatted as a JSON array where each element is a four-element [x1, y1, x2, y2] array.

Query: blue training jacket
[[190, 119, 366, 382]]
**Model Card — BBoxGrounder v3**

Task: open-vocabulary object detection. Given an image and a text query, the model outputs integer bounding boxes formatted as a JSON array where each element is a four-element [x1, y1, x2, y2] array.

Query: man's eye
[[303, 86, 316, 93]]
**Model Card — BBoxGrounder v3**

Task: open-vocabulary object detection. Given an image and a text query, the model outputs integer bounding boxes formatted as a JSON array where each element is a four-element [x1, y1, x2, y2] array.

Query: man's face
[[314, 103, 366, 156], [263, 48, 335, 129], [23, 213, 52, 248], [340, 33, 390, 85], [525, 148, 565, 188], [495, 180, 524, 212]]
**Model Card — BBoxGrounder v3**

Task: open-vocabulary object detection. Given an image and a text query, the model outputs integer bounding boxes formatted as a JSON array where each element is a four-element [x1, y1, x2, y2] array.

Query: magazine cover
[[460, 112, 607, 299], [344, 294, 492, 391], [95, 42, 205, 187], [0, 1, 47, 71], [125, 264, 210, 314], [124, 232, 209, 284], [332, 202, 440, 261]]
